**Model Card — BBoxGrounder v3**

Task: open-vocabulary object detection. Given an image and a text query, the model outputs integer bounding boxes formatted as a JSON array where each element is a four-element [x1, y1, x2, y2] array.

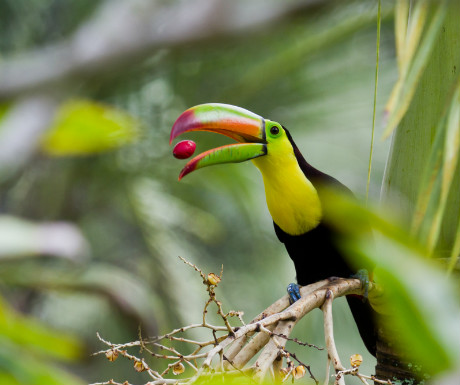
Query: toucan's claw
[[351, 269, 370, 301], [287, 283, 301, 304]]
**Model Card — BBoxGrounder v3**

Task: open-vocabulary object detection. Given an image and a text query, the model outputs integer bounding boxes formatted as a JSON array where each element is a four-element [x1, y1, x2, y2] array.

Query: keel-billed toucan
[[170, 103, 377, 356]]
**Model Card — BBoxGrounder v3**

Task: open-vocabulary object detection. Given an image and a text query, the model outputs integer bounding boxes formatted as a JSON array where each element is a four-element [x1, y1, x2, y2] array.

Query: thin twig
[[335, 368, 393, 385], [284, 349, 318, 385], [269, 331, 323, 350]]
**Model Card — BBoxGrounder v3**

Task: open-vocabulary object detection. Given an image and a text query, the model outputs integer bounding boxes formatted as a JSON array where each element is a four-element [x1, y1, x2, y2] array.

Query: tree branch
[[93, 258, 387, 385], [322, 289, 345, 385], [224, 279, 328, 369]]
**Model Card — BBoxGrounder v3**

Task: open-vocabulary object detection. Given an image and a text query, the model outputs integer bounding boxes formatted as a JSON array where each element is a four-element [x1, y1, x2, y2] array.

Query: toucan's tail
[[346, 295, 378, 357]]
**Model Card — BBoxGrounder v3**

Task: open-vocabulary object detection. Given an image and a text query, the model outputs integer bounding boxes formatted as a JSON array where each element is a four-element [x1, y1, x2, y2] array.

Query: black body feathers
[[275, 128, 378, 356]]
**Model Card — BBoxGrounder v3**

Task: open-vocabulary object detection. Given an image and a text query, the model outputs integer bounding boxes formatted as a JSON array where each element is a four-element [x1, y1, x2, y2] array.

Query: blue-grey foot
[[287, 283, 301, 304], [351, 269, 370, 300]]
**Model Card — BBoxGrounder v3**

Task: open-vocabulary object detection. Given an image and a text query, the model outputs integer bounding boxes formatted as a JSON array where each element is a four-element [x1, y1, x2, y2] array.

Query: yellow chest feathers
[[252, 152, 322, 236]]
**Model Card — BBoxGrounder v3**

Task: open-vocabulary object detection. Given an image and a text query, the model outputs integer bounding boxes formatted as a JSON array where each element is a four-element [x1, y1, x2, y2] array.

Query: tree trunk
[[375, 323, 423, 384]]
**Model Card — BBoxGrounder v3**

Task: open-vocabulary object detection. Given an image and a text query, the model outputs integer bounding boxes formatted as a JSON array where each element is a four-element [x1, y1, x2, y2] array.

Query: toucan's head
[[170, 103, 296, 180], [170, 103, 323, 235]]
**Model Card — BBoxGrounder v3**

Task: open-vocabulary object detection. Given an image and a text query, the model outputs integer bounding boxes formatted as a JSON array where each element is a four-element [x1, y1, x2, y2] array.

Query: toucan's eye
[[270, 126, 280, 136]]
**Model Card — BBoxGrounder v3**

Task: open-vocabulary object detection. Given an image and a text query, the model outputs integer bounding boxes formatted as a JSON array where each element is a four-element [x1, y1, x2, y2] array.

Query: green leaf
[[442, 85, 460, 209], [382, 1, 460, 260], [383, 3, 447, 138], [394, 0, 410, 71], [426, 87, 460, 254], [348, 235, 460, 375], [409, 83, 460, 256], [0, 297, 83, 362], [41, 99, 139, 156], [400, 0, 429, 71], [385, 0, 429, 121], [323, 192, 460, 375], [0, 340, 84, 385], [0, 103, 10, 122], [411, 113, 446, 238], [449, 223, 460, 272], [0, 216, 89, 262]]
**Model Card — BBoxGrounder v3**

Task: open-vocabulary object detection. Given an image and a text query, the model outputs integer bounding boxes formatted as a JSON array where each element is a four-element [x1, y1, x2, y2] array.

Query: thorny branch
[[91, 257, 390, 385]]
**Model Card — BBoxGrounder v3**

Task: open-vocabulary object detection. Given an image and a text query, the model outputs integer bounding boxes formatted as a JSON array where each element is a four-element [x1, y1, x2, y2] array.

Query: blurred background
[[0, 1, 399, 384]]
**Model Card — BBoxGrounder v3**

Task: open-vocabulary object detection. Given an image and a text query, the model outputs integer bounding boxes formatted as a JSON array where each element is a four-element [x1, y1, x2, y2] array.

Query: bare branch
[[179, 256, 207, 282], [322, 289, 345, 385], [93, 257, 382, 385], [230, 324, 276, 369], [335, 368, 393, 385], [224, 279, 329, 367], [286, 351, 318, 384], [253, 319, 296, 381]]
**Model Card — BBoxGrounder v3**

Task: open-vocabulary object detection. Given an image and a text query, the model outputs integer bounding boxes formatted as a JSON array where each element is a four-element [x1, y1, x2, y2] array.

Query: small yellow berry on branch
[[293, 365, 306, 379], [134, 360, 146, 372], [350, 353, 363, 368], [207, 273, 221, 286], [105, 349, 118, 362], [172, 362, 185, 375]]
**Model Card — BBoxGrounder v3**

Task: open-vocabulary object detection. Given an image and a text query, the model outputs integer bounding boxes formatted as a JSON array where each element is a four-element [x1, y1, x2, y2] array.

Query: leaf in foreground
[[41, 99, 139, 156]]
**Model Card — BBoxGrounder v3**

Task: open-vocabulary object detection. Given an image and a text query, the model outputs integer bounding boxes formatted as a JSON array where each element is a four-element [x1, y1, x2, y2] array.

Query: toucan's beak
[[170, 103, 267, 180]]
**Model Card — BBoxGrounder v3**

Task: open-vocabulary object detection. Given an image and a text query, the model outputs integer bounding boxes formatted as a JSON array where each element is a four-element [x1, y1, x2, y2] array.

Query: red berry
[[173, 140, 196, 159]]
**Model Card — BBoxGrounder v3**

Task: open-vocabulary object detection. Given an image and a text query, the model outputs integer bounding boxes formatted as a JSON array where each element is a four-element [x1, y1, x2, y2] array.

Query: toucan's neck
[[252, 151, 322, 236]]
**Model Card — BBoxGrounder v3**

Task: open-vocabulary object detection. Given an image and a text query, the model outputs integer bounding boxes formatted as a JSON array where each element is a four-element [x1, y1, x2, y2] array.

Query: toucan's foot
[[351, 269, 370, 300], [287, 283, 301, 304]]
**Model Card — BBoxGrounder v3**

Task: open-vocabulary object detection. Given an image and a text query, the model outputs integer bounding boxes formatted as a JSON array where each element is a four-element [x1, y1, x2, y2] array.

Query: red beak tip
[[178, 170, 186, 181]]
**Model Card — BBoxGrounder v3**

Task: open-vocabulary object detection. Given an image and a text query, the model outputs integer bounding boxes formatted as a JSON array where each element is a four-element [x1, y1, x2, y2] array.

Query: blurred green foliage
[[1, 0, 459, 384], [0, 296, 85, 385], [324, 192, 460, 376], [41, 100, 139, 156], [0, 0, 395, 384]]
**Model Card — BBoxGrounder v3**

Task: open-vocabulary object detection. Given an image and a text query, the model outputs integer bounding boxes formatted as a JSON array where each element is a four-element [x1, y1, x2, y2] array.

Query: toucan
[[170, 103, 377, 356]]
